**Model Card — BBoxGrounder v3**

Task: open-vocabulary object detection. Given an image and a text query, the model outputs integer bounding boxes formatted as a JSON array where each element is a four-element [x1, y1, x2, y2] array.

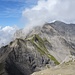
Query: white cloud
[[22, 0, 75, 30], [0, 26, 18, 47]]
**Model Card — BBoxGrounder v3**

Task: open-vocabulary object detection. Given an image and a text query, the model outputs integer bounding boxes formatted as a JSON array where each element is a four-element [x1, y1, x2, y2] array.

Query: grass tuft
[[27, 34, 60, 65]]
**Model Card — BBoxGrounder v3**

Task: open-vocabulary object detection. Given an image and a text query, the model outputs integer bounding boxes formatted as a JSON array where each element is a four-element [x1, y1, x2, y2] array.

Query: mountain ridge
[[0, 21, 75, 75]]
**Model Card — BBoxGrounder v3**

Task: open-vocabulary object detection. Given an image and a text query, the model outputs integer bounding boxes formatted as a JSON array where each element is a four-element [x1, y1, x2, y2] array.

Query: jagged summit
[[54, 20, 66, 24], [44, 20, 66, 25]]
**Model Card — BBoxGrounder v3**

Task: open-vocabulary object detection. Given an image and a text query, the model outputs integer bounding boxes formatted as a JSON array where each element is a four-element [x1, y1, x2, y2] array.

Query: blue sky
[[0, 0, 38, 28]]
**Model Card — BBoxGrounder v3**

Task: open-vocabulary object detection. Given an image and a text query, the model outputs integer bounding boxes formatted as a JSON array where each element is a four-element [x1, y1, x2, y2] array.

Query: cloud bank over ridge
[[0, 26, 18, 47], [22, 0, 75, 27]]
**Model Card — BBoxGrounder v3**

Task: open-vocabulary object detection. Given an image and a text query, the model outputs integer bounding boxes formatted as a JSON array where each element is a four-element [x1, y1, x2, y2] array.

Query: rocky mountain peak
[[0, 21, 75, 75]]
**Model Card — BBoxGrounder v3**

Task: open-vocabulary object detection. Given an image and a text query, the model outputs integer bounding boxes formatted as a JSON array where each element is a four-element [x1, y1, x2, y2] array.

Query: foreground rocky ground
[[32, 61, 75, 75]]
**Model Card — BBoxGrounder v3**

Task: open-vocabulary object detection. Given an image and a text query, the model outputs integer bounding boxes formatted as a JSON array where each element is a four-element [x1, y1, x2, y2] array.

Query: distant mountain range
[[0, 21, 75, 75]]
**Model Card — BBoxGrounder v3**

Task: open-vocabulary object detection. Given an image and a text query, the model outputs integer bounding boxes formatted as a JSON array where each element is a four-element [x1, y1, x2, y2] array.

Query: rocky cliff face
[[0, 21, 75, 75]]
